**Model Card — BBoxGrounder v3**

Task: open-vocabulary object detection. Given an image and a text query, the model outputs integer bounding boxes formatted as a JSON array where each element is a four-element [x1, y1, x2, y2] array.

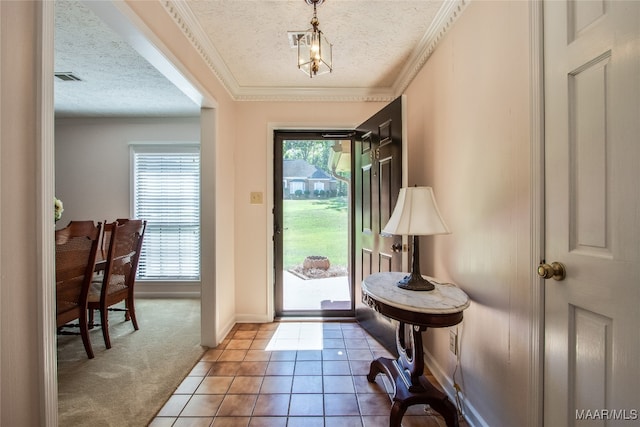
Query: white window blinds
[[132, 144, 200, 280]]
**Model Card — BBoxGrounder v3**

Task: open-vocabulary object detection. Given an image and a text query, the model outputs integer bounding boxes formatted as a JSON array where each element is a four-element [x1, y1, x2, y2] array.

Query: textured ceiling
[[54, 1, 200, 118], [185, 0, 442, 88], [54, 0, 466, 117]]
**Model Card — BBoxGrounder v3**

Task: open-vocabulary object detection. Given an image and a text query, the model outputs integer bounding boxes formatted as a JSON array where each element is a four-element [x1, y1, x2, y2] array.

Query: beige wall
[[205, 102, 237, 342], [405, 2, 533, 426], [55, 117, 201, 225], [1, 2, 48, 425]]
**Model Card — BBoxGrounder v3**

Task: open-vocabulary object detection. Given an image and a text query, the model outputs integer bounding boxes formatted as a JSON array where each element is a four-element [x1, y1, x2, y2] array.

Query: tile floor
[[149, 321, 466, 427]]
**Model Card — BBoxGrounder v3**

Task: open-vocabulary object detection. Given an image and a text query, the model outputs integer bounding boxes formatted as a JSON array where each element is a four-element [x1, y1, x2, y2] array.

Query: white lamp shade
[[382, 187, 451, 236]]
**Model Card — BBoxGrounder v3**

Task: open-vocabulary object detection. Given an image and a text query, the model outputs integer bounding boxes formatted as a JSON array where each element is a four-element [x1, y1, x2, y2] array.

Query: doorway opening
[[274, 131, 354, 317]]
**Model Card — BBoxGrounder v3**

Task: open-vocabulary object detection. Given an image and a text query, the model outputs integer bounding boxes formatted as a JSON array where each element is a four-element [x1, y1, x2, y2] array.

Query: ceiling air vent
[[287, 32, 312, 49], [55, 72, 82, 82]]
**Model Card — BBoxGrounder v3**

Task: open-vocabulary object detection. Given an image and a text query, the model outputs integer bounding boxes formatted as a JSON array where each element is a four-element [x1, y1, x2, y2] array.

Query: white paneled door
[[543, 1, 640, 425]]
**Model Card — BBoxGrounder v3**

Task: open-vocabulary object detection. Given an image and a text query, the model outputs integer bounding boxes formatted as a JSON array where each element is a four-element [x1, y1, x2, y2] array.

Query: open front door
[[353, 96, 404, 350], [271, 96, 404, 326]]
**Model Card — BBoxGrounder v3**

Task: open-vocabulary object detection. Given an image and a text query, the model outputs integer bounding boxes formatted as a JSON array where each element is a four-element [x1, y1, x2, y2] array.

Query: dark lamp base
[[397, 273, 435, 291]]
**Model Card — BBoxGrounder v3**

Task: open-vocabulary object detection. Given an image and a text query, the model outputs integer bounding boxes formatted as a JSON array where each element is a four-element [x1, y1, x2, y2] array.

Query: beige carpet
[[57, 298, 205, 427]]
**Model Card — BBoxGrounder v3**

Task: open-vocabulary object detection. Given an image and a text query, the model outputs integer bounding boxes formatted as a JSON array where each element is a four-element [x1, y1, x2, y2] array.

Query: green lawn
[[283, 198, 348, 269]]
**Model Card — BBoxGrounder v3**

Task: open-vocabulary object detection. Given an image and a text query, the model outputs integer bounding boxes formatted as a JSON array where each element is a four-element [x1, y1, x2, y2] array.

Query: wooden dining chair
[[96, 218, 129, 262], [98, 220, 113, 262], [88, 219, 146, 349], [56, 220, 102, 359]]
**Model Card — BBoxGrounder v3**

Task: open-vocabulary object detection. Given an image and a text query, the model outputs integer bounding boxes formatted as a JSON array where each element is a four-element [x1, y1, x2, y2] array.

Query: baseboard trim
[[235, 314, 274, 324], [135, 290, 201, 298], [424, 349, 489, 427], [135, 281, 201, 298], [217, 316, 237, 345]]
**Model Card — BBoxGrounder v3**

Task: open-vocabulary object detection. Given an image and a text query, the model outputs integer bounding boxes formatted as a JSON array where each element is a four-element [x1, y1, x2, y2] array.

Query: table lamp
[[382, 186, 450, 291]]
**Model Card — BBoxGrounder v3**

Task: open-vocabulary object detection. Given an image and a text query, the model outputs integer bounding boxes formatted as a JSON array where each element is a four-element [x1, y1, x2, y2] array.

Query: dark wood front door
[[353, 96, 404, 350]]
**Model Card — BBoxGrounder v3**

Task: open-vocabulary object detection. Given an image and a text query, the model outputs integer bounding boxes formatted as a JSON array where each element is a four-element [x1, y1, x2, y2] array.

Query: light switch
[[250, 191, 263, 204]]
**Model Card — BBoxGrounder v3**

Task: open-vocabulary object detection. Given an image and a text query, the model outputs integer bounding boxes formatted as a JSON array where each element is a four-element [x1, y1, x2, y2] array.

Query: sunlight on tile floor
[[149, 321, 468, 427]]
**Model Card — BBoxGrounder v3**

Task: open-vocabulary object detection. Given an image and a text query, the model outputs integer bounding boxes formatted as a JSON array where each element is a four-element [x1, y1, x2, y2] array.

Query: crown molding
[[163, 0, 468, 102], [162, 0, 241, 97], [393, 0, 469, 95], [233, 86, 396, 103]]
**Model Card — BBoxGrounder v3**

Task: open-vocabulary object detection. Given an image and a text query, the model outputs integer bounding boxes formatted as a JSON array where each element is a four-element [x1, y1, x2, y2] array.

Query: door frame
[[37, 3, 219, 425], [266, 123, 359, 320], [273, 130, 355, 318], [37, 2, 58, 423], [529, 2, 545, 427]]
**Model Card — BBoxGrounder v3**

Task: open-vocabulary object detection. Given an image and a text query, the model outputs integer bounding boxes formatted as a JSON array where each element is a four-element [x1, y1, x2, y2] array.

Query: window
[[132, 144, 200, 280], [289, 181, 304, 194]]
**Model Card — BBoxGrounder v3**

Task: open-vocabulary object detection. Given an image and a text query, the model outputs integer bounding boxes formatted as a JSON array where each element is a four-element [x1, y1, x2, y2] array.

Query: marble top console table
[[362, 272, 470, 427]]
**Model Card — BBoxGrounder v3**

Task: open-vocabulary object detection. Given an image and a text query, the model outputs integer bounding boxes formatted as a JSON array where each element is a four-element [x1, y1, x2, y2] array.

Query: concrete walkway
[[282, 270, 351, 311]]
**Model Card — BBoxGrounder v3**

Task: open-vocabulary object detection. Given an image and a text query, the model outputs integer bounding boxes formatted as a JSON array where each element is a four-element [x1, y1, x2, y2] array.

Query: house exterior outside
[[283, 159, 338, 199]]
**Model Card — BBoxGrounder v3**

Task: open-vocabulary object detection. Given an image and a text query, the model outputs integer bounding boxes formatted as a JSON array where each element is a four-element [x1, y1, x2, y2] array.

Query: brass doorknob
[[537, 261, 566, 281]]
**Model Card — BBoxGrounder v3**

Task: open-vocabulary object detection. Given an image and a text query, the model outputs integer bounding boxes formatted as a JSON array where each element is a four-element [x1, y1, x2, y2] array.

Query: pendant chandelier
[[291, 0, 333, 78]]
